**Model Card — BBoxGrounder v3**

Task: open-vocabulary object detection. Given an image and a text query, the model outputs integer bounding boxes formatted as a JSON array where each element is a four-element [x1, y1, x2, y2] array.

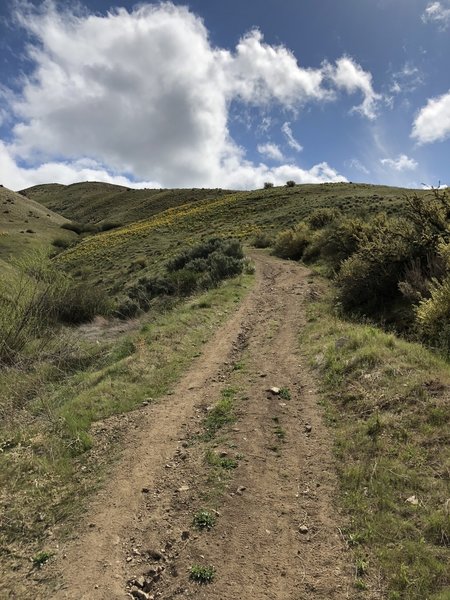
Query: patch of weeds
[[232, 360, 245, 371], [32, 551, 53, 568], [189, 564, 215, 584], [274, 425, 286, 440], [202, 388, 236, 440], [205, 450, 238, 470], [193, 509, 216, 530], [279, 387, 291, 400], [354, 578, 367, 590], [355, 557, 369, 577]]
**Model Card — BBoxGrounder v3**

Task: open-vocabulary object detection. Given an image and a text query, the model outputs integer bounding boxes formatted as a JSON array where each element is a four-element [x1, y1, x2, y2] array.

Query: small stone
[[88, 522, 96, 528], [135, 576, 145, 588], [237, 486, 246, 495], [259, 373, 267, 378], [126, 556, 133, 562], [304, 424, 312, 433], [142, 401, 149, 406], [131, 588, 150, 600], [406, 495, 419, 505], [269, 387, 280, 395], [178, 485, 190, 493], [141, 487, 150, 494], [299, 525, 309, 534], [219, 451, 228, 457]]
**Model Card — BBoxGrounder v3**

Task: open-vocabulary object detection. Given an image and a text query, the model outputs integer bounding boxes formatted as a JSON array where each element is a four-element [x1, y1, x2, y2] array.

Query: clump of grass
[[273, 425, 286, 440], [193, 509, 216, 530], [205, 450, 238, 470], [32, 551, 53, 568], [202, 388, 236, 440], [189, 564, 215, 583], [279, 387, 291, 400]]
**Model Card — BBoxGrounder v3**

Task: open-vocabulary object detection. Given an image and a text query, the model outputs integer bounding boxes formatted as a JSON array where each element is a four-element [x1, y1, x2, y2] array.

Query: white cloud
[[389, 63, 424, 95], [0, 141, 160, 190], [257, 143, 285, 161], [412, 90, 450, 144], [326, 56, 382, 120], [380, 154, 418, 171], [0, 2, 377, 190], [422, 1, 450, 29], [281, 122, 303, 152], [347, 158, 370, 175]]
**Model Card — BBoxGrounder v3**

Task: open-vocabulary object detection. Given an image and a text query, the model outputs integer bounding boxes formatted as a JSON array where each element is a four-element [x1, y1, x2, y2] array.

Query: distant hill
[[20, 182, 236, 227], [0, 185, 74, 267], [54, 181, 427, 296]]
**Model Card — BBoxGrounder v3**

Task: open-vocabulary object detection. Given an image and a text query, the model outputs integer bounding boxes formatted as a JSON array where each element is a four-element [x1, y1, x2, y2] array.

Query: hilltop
[[20, 182, 235, 227], [0, 185, 74, 268]]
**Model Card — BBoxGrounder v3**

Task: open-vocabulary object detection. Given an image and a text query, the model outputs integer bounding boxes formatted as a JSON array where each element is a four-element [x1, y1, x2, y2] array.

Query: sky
[[0, 0, 449, 191]]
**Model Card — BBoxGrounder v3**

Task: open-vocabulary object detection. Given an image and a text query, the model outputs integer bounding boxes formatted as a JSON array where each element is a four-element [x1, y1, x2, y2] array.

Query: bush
[[320, 217, 368, 270], [52, 237, 72, 250], [273, 223, 312, 260], [336, 215, 415, 313], [306, 207, 340, 230], [126, 238, 245, 315], [252, 231, 273, 249], [286, 180, 296, 187], [263, 182, 274, 189], [416, 275, 450, 353]]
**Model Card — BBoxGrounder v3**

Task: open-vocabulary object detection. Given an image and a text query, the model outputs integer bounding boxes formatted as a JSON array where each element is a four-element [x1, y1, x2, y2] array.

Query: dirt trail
[[43, 252, 352, 599]]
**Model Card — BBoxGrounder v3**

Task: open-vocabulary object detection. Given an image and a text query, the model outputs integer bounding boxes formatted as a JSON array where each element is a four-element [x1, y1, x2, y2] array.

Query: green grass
[[189, 564, 215, 583], [193, 509, 216, 530], [202, 387, 237, 440], [302, 287, 450, 599], [0, 273, 253, 585], [48, 182, 431, 300]]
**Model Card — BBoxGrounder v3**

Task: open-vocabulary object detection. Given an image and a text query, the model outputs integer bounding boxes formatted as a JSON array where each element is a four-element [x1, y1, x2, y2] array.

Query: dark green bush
[[264, 182, 274, 189], [125, 238, 245, 316], [286, 180, 296, 187], [320, 217, 368, 270], [252, 231, 273, 249]]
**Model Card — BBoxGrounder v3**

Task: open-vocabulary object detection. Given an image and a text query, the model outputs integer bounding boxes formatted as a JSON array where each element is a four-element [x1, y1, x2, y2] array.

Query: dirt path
[[42, 252, 352, 599]]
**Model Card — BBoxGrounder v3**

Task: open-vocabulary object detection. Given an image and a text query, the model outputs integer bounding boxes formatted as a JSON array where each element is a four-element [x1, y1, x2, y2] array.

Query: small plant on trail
[[279, 387, 291, 400], [206, 450, 238, 470], [193, 509, 216, 530], [32, 551, 52, 568], [274, 425, 286, 440], [189, 564, 215, 583]]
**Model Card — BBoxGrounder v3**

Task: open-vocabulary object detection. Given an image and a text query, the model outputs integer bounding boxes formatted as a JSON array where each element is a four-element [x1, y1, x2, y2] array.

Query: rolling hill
[[0, 185, 74, 268], [20, 182, 235, 227]]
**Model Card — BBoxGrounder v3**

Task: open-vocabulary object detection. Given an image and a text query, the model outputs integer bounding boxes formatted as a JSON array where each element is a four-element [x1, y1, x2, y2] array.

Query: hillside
[[20, 182, 235, 227], [0, 185, 74, 266], [55, 181, 429, 297]]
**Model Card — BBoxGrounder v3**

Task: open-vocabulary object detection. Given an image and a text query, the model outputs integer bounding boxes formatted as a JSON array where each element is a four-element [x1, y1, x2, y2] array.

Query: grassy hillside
[[0, 185, 74, 265], [21, 181, 235, 227], [54, 182, 429, 298]]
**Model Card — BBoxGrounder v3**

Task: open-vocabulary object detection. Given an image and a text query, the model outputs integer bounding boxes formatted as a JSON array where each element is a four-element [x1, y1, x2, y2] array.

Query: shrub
[[416, 275, 450, 353], [320, 217, 368, 270], [286, 180, 296, 187], [263, 182, 274, 189], [273, 222, 312, 260], [126, 238, 245, 314], [336, 215, 414, 313], [252, 231, 273, 249], [52, 237, 72, 250], [306, 207, 340, 230]]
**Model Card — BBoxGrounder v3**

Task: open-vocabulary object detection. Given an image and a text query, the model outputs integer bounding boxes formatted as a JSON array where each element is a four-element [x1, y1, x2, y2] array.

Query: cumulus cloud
[[380, 154, 418, 171], [0, 141, 159, 190], [281, 122, 303, 152], [412, 90, 450, 144], [326, 57, 382, 120], [257, 143, 285, 161], [0, 2, 377, 190], [422, 1, 450, 29]]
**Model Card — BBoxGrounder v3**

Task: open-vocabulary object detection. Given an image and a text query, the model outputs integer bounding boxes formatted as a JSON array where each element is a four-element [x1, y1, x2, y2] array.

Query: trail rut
[[41, 252, 352, 599]]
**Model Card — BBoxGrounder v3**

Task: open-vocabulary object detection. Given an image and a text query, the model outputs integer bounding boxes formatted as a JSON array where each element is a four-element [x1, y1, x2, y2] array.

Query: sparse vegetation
[[193, 509, 216, 530], [189, 564, 215, 583]]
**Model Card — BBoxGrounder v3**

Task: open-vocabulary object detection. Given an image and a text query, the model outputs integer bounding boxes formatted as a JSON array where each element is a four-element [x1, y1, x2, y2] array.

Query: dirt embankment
[[36, 252, 356, 599]]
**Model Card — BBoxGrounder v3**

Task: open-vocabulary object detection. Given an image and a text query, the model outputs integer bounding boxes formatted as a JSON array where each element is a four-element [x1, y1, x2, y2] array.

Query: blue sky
[[0, 0, 449, 190]]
